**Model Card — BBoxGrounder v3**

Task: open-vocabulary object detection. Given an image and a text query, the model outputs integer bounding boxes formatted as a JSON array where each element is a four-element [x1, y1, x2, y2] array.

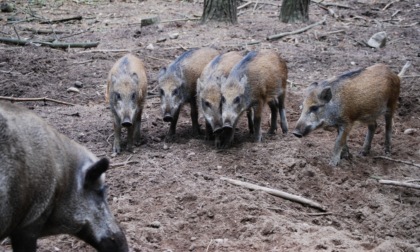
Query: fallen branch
[[374, 156, 420, 168], [160, 17, 200, 24], [220, 177, 327, 211], [378, 179, 420, 189], [238, 1, 253, 10], [0, 96, 75, 106], [382, 0, 399, 11], [316, 29, 346, 39], [267, 15, 327, 41], [22, 27, 65, 34], [312, 0, 353, 9], [110, 155, 139, 168], [0, 37, 99, 49], [40, 15, 83, 24]]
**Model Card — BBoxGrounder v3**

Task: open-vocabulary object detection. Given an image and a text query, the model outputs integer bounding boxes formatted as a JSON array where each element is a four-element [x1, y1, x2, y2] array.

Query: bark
[[280, 0, 310, 23], [201, 0, 237, 24]]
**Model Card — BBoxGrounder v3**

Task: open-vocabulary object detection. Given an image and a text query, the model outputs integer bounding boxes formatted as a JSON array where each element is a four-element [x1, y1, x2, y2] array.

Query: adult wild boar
[[0, 101, 128, 252], [158, 47, 219, 138], [106, 53, 148, 154], [293, 63, 408, 166], [220, 50, 289, 147]]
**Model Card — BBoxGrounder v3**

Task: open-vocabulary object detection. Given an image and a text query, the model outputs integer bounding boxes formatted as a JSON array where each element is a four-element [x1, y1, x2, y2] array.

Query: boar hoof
[[329, 156, 341, 166], [358, 150, 369, 157], [112, 146, 121, 155]]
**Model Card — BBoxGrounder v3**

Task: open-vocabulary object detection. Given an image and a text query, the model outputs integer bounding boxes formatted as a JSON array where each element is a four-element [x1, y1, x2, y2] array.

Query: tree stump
[[201, 0, 237, 24], [280, 0, 310, 23]]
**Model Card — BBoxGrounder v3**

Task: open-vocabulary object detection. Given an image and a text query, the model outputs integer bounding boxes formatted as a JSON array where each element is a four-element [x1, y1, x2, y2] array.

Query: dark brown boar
[[158, 47, 219, 137], [220, 50, 289, 147], [106, 53, 148, 154], [0, 101, 128, 252]]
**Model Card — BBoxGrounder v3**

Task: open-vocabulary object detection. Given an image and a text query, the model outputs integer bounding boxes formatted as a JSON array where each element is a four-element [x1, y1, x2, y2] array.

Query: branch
[[312, 0, 353, 9], [0, 96, 75, 106], [110, 155, 139, 168], [267, 16, 327, 41], [0, 37, 99, 49], [40, 15, 83, 24], [220, 177, 327, 211], [378, 179, 420, 189], [22, 27, 65, 34], [374, 156, 420, 168]]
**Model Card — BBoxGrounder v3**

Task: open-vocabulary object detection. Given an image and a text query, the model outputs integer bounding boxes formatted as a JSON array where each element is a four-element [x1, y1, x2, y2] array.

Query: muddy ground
[[0, 0, 419, 251]]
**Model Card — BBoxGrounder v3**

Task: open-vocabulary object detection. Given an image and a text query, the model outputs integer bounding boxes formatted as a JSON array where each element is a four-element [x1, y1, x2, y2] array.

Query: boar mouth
[[163, 115, 173, 122], [292, 130, 303, 138]]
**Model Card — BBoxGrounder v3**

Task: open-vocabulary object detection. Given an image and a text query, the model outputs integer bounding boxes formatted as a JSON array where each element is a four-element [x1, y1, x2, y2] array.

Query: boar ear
[[131, 73, 139, 84], [319, 87, 332, 103], [85, 158, 109, 183], [197, 78, 203, 91], [309, 81, 318, 87]]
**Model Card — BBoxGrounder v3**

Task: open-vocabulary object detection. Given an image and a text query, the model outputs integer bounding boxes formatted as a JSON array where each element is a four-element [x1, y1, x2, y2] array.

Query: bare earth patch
[[0, 0, 419, 251]]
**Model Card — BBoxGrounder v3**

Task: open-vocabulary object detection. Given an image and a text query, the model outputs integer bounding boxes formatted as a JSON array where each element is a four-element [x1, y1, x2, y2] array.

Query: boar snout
[[213, 126, 223, 134], [292, 129, 303, 138], [97, 231, 128, 252], [293, 123, 312, 138], [121, 117, 132, 127], [163, 114, 173, 122]]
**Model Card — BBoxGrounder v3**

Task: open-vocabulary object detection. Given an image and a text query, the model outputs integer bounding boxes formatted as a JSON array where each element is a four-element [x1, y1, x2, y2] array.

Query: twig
[[0, 96, 75, 106], [110, 155, 139, 168], [0, 37, 99, 49], [391, 10, 400, 18], [22, 27, 65, 34], [160, 18, 200, 24], [78, 48, 142, 54], [316, 29, 346, 39], [12, 25, 21, 41], [40, 15, 83, 24], [267, 16, 327, 41], [205, 239, 213, 252], [382, 0, 399, 11], [220, 177, 327, 211], [378, 179, 420, 189], [400, 75, 420, 78], [398, 61, 411, 77], [373, 156, 420, 168], [312, 0, 353, 9], [306, 212, 334, 216]]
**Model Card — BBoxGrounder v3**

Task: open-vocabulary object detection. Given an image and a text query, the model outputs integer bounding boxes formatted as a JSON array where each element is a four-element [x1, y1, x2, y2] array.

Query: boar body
[[106, 54, 148, 154], [158, 47, 219, 137], [197, 51, 253, 147], [0, 101, 128, 252], [293, 64, 401, 166], [221, 50, 288, 146]]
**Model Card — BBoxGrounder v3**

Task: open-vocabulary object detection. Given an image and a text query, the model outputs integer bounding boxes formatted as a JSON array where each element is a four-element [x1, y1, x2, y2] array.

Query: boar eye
[[114, 92, 121, 101], [233, 96, 240, 104], [131, 93, 136, 101], [203, 100, 211, 108], [160, 88, 164, 96], [221, 96, 226, 103], [309, 105, 319, 113], [172, 88, 179, 96]]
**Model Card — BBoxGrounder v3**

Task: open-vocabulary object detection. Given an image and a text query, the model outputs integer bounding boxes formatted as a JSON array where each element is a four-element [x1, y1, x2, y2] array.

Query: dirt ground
[[1, 0, 419, 251]]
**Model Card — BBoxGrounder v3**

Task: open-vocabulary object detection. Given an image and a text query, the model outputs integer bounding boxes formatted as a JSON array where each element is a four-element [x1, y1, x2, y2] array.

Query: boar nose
[[121, 117, 132, 127], [97, 231, 128, 252], [213, 126, 223, 134], [223, 119, 232, 129], [292, 129, 303, 138], [163, 114, 173, 122]]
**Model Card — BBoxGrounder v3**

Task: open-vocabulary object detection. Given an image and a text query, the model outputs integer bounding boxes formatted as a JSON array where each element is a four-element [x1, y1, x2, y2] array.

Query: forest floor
[[0, 0, 419, 251]]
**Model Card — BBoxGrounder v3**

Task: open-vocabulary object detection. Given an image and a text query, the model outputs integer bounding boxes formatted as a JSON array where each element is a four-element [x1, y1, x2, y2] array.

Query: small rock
[[141, 16, 160, 27], [163, 143, 169, 150], [1, 3, 15, 12], [216, 165, 222, 169], [351, 61, 356, 66], [74, 81, 83, 88], [157, 37, 167, 43], [187, 152, 195, 157], [146, 43, 154, 50], [149, 221, 161, 228], [169, 33, 179, 39], [157, 24, 164, 32], [404, 128, 416, 135], [190, 237, 197, 241], [67, 87, 80, 93], [367, 31, 387, 48]]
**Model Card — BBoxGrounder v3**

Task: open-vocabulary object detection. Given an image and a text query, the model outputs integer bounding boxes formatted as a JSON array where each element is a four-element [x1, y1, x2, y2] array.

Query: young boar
[[106, 54, 148, 154], [220, 50, 289, 147], [158, 47, 219, 137], [0, 101, 128, 252], [197, 51, 249, 147], [293, 63, 401, 166]]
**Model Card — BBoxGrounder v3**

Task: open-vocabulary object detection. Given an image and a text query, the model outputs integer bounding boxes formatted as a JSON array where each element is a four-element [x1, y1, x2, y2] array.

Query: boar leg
[[168, 108, 180, 136], [11, 233, 37, 252], [268, 100, 278, 134], [247, 108, 254, 135], [330, 126, 351, 166], [126, 125, 135, 152], [190, 100, 201, 135], [134, 109, 142, 146], [360, 122, 377, 156], [113, 122, 122, 154], [384, 113, 393, 154], [205, 120, 214, 140], [253, 102, 264, 142], [278, 93, 288, 134]]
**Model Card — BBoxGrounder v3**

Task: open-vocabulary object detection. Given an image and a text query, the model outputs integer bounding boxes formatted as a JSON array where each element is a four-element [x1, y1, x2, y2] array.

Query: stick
[[110, 155, 139, 168], [382, 0, 399, 11], [22, 27, 65, 34], [40, 15, 83, 24], [373, 156, 420, 168], [160, 18, 200, 24], [220, 177, 327, 211], [238, 1, 253, 10], [398, 61, 411, 77], [312, 0, 353, 9], [0, 96, 75, 106], [0, 37, 99, 49], [378, 179, 420, 189], [267, 16, 327, 41]]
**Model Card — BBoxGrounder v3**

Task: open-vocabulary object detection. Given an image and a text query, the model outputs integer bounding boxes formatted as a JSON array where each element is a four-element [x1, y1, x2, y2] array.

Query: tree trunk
[[201, 0, 237, 24], [280, 0, 310, 23]]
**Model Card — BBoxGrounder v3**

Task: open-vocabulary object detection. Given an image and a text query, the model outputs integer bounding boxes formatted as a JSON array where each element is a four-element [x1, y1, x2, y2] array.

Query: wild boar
[[293, 63, 403, 166], [158, 47, 219, 138], [0, 101, 128, 252], [220, 50, 289, 147], [106, 53, 148, 154], [197, 51, 252, 147]]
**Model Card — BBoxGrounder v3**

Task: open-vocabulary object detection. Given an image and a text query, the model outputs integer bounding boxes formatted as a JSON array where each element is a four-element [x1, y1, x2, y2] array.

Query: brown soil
[[1, 0, 419, 251]]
